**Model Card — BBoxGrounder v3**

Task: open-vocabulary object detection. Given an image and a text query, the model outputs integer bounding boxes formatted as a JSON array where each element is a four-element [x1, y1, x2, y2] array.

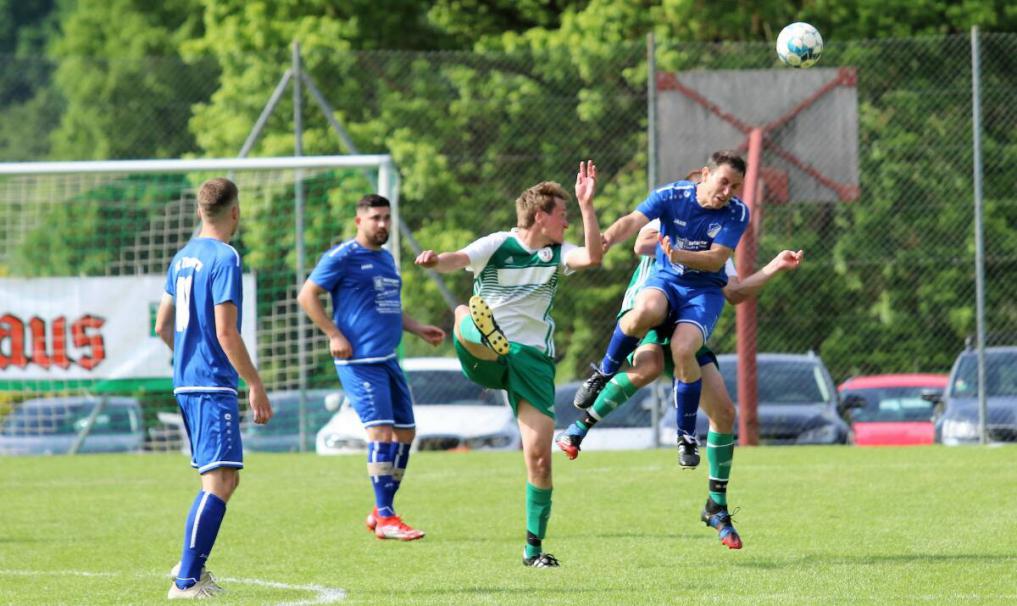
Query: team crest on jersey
[[537, 247, 553, 262], [707, 223, 722, 238]]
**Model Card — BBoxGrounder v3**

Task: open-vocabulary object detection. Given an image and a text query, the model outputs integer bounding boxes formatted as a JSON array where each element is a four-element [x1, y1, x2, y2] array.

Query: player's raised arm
[[602, 209, 651, 252], [414, 249, 471, 273], [565, 160, 603, 270], [724, 249, 803, 304]]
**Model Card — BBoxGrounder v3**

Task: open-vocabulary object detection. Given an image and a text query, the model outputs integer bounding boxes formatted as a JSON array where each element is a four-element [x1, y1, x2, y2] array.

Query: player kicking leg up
[[416, 161, 604, 566], [155, 178, 274, 598]]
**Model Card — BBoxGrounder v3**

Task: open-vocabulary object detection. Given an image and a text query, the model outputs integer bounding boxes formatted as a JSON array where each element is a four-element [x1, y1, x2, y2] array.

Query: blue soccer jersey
[[307, 240, 403, 364], [164, 238, 244, 394], [636, 180, 750, 288]]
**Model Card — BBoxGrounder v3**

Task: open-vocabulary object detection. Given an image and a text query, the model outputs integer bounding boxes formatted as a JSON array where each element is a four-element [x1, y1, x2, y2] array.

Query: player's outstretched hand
[[415, 250, 439, 268], [575, 160, 597, 206], [770, 249, 804, 272], [417, 324, 446, 346], [330, 333, 353, 359], [250, 386, 273, 425]]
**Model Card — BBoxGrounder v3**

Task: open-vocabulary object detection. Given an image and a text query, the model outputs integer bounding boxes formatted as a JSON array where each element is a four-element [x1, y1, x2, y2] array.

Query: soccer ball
[[776, 22, 823, 68]]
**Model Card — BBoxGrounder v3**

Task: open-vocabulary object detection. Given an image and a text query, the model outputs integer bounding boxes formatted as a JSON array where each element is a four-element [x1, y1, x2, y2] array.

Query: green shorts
[[454, 315, 556, 419], [626, 326, 717, 378]]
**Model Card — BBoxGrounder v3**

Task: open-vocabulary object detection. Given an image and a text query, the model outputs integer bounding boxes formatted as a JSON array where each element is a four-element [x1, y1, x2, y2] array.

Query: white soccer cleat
[[168, 564, 224, 599]]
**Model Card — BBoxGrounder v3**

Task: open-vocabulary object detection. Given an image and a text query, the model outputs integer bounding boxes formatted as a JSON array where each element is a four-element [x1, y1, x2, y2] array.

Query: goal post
[[0, 154, 398, 454]]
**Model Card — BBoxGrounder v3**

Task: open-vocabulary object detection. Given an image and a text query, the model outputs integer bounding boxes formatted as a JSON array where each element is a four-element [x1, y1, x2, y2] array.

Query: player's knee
[[708, 398, 736, 431], [526, 452, 552, 482]]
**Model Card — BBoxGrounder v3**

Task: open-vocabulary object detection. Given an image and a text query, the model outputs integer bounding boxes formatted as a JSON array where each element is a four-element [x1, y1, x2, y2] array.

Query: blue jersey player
[[155, 177, 273, 599], [573, 150, 749, 469], [298, 194, 445, 541]]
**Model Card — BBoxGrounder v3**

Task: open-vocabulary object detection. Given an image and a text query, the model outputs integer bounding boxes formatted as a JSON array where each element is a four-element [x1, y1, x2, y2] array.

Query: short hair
[[708, 149, 747, 176], [515, 181, 570, 228], [197, 178, 238, 218], [356, 194, 390, 211]]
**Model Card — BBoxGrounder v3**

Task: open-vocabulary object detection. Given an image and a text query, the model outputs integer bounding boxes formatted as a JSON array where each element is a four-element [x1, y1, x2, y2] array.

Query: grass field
[[2, 445, 1016, 605]]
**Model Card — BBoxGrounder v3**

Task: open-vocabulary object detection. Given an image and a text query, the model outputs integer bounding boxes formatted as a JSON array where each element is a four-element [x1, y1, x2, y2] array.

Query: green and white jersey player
[[556, 218, 804, 550], [415, 161, 603, 568]]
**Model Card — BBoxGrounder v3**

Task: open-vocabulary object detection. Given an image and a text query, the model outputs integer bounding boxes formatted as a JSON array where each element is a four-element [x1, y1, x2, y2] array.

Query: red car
[[837, 374, 948, 446]]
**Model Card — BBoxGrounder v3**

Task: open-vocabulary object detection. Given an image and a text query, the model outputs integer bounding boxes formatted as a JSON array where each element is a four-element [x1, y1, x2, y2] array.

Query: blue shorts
[[176, 392, 243, 474], [335, 357, 415, 429], [642, 276, 726, 344]]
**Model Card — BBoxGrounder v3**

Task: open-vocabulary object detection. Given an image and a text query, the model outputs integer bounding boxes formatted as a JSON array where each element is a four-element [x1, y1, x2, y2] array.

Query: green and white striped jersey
[[618, 219, 736, 316], [462, 230, 577, 356]]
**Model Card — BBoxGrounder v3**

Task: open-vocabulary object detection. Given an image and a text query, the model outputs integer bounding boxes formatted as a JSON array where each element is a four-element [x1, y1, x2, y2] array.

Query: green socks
[[525, 483, 552, 559], [707, 431, 735, 506], [590, 373, 640, 421]]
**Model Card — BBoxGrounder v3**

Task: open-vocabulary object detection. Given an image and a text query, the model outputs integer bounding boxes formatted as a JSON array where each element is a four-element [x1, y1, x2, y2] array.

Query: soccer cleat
[[167, 569, 224, 599], [554, 426, 585, 460], [374, 515, 426, 541], [677, 433, 700, 469], [573, 365, 614, 410], [365, 506, 378, 531], [522, 552, 561, 568], [701, 501, 743, 550], [468, 295, 510, 356]]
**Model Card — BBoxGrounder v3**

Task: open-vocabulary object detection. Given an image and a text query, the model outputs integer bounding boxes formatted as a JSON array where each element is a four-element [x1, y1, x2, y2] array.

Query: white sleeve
[[460, 232, 510, 274], [725, 258, 737, 278], [559, 242, 579, 275], [638, 218, 661, 235]]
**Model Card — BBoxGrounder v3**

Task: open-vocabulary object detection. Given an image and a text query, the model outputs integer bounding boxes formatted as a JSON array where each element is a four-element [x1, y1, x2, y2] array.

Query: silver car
[[0, 396, 144, 455]]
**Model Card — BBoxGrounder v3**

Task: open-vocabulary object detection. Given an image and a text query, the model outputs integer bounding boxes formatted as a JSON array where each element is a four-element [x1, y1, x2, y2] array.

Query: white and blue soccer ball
[[776, 22, 823, 68]]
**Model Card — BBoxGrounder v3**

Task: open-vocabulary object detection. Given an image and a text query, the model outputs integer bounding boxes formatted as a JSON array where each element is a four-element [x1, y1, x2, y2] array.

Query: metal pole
[[647, 32, 658, 192], [239, 69, 293, 159], [293, 41, 308, 453], [736, 128, 764, 446], [301, 70, 459, 311], [68, 397, 107, 455], [971, 26, 988, 445]]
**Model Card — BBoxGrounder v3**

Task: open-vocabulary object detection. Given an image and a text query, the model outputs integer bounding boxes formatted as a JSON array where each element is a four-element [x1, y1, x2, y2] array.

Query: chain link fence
[[1, 32, 1015, 451]]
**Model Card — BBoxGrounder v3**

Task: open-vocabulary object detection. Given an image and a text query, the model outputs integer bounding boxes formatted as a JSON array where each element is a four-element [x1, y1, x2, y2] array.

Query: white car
[[316, 357, 520, 454], [554, 380, 675, 451]]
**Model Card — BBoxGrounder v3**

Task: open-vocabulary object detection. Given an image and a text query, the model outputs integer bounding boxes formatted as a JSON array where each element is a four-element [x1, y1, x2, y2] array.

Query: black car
[[702, 352, 850, 445]]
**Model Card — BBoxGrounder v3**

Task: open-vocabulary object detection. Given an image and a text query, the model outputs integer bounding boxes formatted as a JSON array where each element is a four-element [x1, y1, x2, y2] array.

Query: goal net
[[0, 155, 398, 454]]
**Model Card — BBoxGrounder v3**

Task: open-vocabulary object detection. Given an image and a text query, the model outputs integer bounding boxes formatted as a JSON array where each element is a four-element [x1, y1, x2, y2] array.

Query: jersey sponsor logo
[[537, 248, 553, 262], [707, 223, 722, 238]]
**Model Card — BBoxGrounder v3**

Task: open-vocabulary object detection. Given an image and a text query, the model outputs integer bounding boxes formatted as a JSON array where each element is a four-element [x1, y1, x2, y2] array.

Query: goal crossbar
[[0, 154, 393, 175]]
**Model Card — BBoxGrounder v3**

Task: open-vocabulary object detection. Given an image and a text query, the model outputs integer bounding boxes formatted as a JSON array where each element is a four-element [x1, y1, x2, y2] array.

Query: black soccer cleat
[[677, 433, 700, 469], [522, 553, 561, 568], [573, 365, 614, 410], [701, 499, 743, 550]]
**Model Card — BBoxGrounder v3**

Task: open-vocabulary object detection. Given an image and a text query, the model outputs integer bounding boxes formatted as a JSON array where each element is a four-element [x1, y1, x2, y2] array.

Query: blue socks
[[599, 325, 640, 376], [176, 491, 227, 590], [368, 441, 396, 517], [674, 378, 702, 437], [392, 442, 411, 495]]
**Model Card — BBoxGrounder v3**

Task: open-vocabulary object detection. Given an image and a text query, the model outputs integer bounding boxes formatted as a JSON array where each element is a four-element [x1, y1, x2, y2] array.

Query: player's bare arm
[[723, 249, 803, 304], [297, 279, 353, 358], [634, 227, 659, 256], [154, 293, 175, 350], [659, 237, 732, 273], [414, 250, 471, 273], [565, 160, 603, 270], [601, 210, 650, 251], [214, 302, 272, 424], [403, 312, 446, 346]]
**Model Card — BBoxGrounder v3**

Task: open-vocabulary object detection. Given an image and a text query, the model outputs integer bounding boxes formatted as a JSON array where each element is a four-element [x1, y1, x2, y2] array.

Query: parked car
[[553, 380, 674, 451], [704, 352, 850, 444], [242, 389, 339, 452], [0, 396, 144, 455], [936, 346, 1017, 445], [316, 357, 520, 454], [837, 374, 947, 446]]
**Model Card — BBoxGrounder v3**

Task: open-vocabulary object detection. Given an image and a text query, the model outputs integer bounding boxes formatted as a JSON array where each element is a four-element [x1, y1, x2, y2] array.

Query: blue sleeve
[[212, 256, 243, 306], [308, 248, 346, 291], [165, 260, 176, 297], [713, 203, 751, 250], [635, 187, 667, 221]]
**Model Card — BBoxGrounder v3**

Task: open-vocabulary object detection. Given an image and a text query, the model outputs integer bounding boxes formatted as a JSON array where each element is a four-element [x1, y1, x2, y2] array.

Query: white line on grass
[[0, 568, 347, 605]]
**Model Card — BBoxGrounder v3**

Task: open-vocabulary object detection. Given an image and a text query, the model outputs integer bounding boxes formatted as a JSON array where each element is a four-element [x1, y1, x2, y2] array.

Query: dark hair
[[709, 149, 747, 176], [197, 178, 238, 218], [515, 181, 570, 228], [356, 194, 391, 210]]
